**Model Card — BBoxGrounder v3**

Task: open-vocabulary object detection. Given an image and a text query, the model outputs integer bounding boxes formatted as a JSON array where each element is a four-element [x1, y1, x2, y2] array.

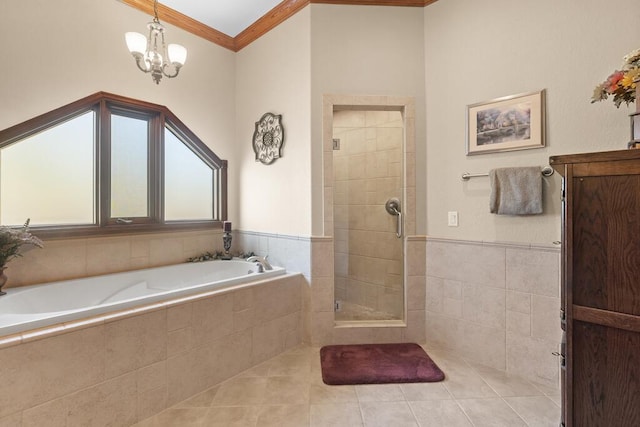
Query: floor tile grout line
[[439, 351, 527, 426], [405, 398, 426, 426], [502, 394, 562, 426], [456, 363, 534, 425], [459, 350, 558, 400], [500, 396, 535, 427], [452, 398, 478, 427]]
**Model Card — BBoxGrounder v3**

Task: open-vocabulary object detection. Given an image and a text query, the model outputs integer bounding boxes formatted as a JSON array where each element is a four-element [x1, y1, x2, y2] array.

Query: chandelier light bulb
[[168, 44, 187, 66], [125, 32, 147, 55]]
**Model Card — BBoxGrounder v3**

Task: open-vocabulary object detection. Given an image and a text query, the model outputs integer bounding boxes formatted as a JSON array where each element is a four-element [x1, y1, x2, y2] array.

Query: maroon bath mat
[[320, 343, 445, 385]]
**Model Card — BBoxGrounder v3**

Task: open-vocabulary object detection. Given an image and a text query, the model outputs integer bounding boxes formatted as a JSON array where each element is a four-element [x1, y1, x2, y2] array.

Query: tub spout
[[247, 255, 273, 271]]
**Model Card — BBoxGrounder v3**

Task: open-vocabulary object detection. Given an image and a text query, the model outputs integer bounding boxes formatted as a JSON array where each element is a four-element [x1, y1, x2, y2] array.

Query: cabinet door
[[571, 173, 640, 426], [573, 321, 640, 426], [573, 174, 640, 315]]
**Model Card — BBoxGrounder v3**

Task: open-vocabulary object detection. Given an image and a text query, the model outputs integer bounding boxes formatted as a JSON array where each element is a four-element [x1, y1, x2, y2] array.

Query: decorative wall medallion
[[253, 112, 284, 165]]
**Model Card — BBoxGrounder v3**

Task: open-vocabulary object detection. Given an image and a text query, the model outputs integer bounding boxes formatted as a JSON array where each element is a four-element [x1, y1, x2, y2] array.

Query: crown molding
[[119, 0, 235, 50], [120, 0, 438, 52], [235, 0, 310, 51], [311, 0, 431, 6]]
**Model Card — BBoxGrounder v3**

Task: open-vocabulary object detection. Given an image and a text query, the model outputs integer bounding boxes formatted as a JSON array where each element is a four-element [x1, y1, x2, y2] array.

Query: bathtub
[[0, 259, 285, 337]]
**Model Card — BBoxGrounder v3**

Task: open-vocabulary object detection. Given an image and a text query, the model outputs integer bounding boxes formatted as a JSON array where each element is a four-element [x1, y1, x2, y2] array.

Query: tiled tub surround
[[425, 238, 561, 389], [332, 110, 405, 320], [5, 229, 226, 288], [0, 272, 304, 426], [0, 260, 286, 337], [233, 231, 311, 280]]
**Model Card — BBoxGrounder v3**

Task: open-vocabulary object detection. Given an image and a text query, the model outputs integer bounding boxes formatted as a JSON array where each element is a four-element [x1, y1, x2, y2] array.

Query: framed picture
[[466, 89, 545, 155]]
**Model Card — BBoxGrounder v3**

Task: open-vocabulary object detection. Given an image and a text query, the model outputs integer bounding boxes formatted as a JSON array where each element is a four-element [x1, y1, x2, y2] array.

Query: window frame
[[0, 92, 227, 239]]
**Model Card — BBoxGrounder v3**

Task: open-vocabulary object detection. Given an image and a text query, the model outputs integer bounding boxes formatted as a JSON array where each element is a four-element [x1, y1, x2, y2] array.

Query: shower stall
[[331, 109, 405, 322]]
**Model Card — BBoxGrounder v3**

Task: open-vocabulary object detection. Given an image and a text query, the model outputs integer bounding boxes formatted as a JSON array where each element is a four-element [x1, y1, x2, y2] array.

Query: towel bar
[[461, 166, 554, 181]]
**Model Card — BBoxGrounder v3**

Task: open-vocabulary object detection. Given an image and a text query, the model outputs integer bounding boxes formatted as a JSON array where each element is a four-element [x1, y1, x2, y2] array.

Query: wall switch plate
[[448, 211, 458, 227]]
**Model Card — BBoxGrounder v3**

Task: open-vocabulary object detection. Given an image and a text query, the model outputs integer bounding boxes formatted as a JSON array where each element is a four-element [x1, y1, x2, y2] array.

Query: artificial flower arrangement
[[591, 48, 640, 108], [0, 219, 43, 266]]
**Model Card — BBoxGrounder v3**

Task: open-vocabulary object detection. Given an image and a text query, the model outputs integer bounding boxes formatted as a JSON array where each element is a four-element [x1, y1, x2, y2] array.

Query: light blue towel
[[489, 167, 542, 215]]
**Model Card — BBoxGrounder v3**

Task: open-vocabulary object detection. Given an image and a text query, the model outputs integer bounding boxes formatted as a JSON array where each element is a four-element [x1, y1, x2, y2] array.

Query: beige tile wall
[[0, 273, 304, 425], [332, 110, 404, 318], [308, 236, 425, 346], [6, 230, 225, 288], [425, 238, 561, 389]]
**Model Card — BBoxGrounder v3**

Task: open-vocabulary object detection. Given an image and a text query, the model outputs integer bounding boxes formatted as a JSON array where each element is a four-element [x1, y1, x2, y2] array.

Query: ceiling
[[121, 0, 437, 52], [160, 0, 283, 38]]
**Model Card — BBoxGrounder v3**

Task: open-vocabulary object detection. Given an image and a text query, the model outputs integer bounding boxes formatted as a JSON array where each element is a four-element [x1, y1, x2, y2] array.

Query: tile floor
[[134, 344, 560, 427]]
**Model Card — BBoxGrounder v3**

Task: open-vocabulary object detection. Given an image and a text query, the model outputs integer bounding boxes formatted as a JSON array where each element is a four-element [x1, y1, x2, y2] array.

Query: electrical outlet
[[448, 211, 458, 227]]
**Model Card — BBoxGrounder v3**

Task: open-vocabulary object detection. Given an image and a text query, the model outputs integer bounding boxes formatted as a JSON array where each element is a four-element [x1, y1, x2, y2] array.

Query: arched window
[[0, 92, 227, 238]]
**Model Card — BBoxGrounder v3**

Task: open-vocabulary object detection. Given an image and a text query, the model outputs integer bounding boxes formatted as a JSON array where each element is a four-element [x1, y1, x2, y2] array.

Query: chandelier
[[125, 0, 187, 84]]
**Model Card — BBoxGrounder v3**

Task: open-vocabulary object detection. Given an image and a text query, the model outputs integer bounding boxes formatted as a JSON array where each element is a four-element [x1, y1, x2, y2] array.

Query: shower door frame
[[322, 94, 417, 328]]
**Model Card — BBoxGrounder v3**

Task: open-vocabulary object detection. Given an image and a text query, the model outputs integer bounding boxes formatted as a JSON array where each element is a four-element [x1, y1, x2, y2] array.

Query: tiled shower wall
[[425, 238, 561, 389], [332, 110, 404, 318]]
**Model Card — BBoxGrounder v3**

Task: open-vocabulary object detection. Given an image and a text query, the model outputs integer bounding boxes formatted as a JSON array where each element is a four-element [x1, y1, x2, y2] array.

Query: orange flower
[[606, 71, 624, 93]]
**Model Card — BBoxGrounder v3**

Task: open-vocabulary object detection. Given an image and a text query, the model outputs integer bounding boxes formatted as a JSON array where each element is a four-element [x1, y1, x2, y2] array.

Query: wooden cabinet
[[550, 150, 640, 427]]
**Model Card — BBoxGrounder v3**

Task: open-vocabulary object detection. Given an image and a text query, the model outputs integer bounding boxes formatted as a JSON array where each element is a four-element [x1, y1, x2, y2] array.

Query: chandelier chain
[[152, 0, 160, 23]]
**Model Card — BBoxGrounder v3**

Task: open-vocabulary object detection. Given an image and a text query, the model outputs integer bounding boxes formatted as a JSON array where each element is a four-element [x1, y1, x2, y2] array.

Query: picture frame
[[466, 90, 545, 155]]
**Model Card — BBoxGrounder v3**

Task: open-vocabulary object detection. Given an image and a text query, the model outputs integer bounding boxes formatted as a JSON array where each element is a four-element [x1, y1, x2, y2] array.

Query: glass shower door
[[332, 109, 404, 322]]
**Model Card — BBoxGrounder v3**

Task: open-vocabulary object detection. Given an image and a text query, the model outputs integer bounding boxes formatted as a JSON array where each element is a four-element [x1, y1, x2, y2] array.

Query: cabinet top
[[550, 149, 640, 176]]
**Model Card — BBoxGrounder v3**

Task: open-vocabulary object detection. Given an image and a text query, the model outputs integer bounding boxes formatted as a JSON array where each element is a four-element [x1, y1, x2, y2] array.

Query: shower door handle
[[385, 198, 402, 238]]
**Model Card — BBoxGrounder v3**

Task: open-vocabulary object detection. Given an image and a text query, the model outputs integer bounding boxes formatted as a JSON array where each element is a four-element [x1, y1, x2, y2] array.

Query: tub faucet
[[247, 255, 273, 271]]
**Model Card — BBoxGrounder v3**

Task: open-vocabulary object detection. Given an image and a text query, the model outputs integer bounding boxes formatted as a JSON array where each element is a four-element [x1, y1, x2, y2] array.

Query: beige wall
[[0, 0, 236, 225], [310, 4, 427, 236], [424, 0, 640, 244], [3, 1, 638, 250], [235, 8, 312, 236]]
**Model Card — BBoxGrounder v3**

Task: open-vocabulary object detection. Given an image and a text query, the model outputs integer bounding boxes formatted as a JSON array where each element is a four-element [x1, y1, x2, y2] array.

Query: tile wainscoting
[[0, 228, 560, 425], [234, 231, 311, 280], [6, 229, 226, 289], [7, 228, 310, 289], [425, 237, 561, 389]]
